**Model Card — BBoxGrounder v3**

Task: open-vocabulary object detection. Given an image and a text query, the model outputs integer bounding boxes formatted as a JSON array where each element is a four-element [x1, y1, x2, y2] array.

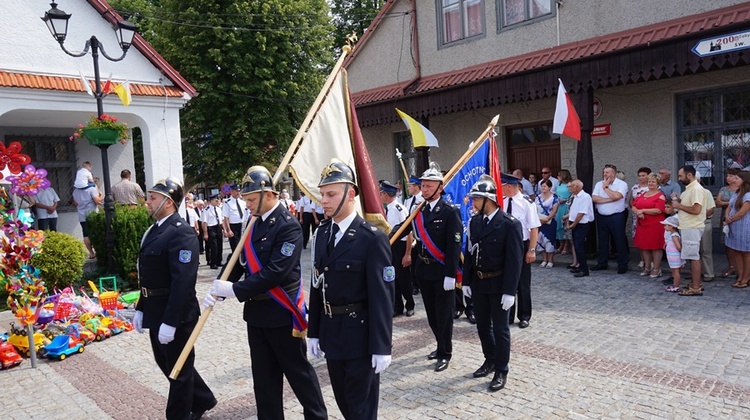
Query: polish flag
[[552, 79, 581, 141]]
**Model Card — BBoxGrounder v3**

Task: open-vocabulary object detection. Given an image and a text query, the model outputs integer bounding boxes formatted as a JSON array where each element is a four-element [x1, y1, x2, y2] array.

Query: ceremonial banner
[[443, 138, 489, 228], [396, 108, 440, 148]]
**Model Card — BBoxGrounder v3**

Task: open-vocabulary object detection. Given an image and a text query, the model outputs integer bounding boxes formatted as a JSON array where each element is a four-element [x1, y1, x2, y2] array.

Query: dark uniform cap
[[318, 159, 359, 194], [241, 165, 277, 195], [500, 172, 520, 185], [407, 176, 421, 186], [469, 174, 498, 202], [379, 181, 398, 194], [148, 177, 184, 205], [230, 183, 241, 191]]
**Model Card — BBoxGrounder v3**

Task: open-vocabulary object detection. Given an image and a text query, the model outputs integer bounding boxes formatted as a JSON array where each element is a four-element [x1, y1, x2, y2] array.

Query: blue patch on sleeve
[[178, 250, 192, 263], [383, 266, 396, 282], [281, 242, 295, 257]]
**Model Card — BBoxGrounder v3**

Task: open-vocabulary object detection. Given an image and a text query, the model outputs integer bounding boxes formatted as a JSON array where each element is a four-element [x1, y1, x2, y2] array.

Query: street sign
[[692, 29, 750, 57], [592, 123, 611, 137]]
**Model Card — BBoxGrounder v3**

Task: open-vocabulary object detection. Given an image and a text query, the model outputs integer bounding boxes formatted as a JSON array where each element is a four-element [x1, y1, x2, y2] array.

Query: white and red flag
[[552, 78, 581, 141]]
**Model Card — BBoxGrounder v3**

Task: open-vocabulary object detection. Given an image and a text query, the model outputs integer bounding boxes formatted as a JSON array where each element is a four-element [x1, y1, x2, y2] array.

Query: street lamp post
[[42, 1, 137, 274]]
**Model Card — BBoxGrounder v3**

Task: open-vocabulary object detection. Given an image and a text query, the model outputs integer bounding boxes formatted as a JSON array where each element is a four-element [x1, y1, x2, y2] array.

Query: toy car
[[0, 341, 23, 369], [64, 323, 95, 345], [83, 318, 111, 341], [43, 335, 84, 360], [40, 322, 68, 340], [8, 330, 50, 358]]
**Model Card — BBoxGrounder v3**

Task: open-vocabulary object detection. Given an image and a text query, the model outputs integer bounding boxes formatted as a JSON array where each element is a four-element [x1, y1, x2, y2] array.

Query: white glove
[[371, 354, 392, 374], [501, 294, 515, 311], [133, 310, 144, 334], [158, 323, 176, 345], [202, 292, 218, 308], [462, 285, 472, 298], [209, 279, 235, 298], [307, 337, 323, 359], [443, 276, 456, 291]]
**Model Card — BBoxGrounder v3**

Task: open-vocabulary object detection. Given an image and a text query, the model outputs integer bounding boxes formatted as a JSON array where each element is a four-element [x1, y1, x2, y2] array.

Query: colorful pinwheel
[[7, 165, 50, 197], [0, 141, 32, 179]]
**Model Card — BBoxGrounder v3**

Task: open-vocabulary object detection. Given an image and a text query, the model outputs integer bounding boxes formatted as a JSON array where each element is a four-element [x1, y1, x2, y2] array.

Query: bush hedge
[[30, 231, 87, 292], [87, 204, 151, 289]]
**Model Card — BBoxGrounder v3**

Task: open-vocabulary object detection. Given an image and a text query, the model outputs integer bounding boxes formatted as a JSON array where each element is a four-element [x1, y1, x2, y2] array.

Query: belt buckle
[[324, 301, 333, 318], [477, 271, 484, 279], [348, 310, 357, 319], [140, 287, 149, 297]]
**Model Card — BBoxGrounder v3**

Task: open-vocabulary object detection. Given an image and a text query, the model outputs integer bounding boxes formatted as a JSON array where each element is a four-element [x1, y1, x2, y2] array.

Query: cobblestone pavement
[[3, 246, 750, 419]]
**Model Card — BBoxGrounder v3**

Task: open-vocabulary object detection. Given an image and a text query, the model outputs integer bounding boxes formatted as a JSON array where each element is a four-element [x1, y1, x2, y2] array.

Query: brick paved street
[[3, 247, 750, 419]]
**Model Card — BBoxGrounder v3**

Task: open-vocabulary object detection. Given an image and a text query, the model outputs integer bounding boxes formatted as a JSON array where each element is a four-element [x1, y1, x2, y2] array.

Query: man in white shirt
[[380, 181, 415, 317], [297, 192, 314, 249], [201, 195, 224, 269], [591, 164, 630, 274], [222, 184, 247, 251], [33, 185, 60, 231], [537, 167, 559, 192], [501, 173, 541, 329], [565, 179, 595, 277], [513, 169, 536, 199]]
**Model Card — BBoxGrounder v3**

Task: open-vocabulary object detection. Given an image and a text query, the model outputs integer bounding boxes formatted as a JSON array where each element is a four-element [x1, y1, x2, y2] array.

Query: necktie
[[484, 216, 490, 225], [327, 224, 339, 255], [185, 208, 191, 225], [213, 206, 218, 224], [506, 198, 513, 216], [235, 198, 243, 219]]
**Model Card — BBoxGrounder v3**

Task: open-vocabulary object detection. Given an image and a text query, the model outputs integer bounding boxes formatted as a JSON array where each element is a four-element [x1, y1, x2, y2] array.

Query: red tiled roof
[[87, 0, 197, 97], [0, 71, 185, 97], [351, 2, 750, 106]]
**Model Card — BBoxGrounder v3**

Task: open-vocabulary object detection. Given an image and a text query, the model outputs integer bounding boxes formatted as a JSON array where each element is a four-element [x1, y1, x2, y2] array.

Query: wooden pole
[[169, 217, 256, 379], [389, 115, 499, 246]]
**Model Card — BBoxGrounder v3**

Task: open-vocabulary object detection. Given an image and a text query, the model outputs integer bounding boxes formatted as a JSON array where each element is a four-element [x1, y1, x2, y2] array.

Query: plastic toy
[[43, 335, 84, 360], [8, 329, 49, 357], [64, 323, 95, 345], [40, 322, 68, 340], [0, 341, 23, 369], [82, 318, 111, 341]]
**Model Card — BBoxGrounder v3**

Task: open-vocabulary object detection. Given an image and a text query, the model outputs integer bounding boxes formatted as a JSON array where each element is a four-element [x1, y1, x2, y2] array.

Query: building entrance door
[[506, 122, 561, 180]]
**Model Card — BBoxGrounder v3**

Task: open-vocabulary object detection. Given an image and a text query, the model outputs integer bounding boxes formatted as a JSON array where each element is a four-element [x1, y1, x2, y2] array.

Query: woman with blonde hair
[[632, 172, 667, 277]]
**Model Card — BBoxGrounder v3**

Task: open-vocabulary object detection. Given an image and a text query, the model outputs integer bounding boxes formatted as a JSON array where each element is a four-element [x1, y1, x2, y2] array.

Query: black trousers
[[509, 240, 532, 323], [597, 210, 629, 269], [573, 223, 590, 273], [37, 217, 57, 231], [392, 240, 414, 314], [419, 275, 455, 359], [207, 224, 223, 266], [455, 288, 472, 315], [327, 356, 379, 420], [473, 291, 511, 375], [149, 320, 216, 420], [301, 213, 315, 248], [315, 213, 325, 232], [410, 245, 420, 292], [228, 222, 242, 251], [247, 325, 327, 420], [197, 222, 205, 254]]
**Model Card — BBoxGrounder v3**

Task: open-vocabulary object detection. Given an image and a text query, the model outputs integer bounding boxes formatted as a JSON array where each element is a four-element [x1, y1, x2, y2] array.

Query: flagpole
[[395, 148, 410, 199], [169, 217, 256, 379], [389, 115, 500, 246], [273, 36, 357, 185]]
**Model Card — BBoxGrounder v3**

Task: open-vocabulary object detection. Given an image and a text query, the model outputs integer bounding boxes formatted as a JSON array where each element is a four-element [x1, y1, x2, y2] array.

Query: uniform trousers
[[410, 245, 420, 293], [197, 222, 206, 254], [206, 224, 223, 266], [509, 240, 532, 323], [419, 272, 455, 359], [247, 325, 327, 420], [392, 240, 415, 314], [326, 356, 379, 420], [315, 212, 325, 232], [228, 222, 242, 251], [473, 290, 511, 374], [301, 212, 315, 248], [148, 320, 216, 420], [597, 210, 629, 269], [455, 289, 472, 316], [573, 223, 590, 273]]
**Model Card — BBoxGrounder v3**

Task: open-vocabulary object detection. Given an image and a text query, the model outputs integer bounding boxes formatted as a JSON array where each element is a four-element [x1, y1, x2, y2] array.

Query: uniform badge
[[383, 266, 396, 282], [371, 226, 377, 231], [454, 233, 461, 243], [281, 242, 295, 257], [178, 250, 192, 263]]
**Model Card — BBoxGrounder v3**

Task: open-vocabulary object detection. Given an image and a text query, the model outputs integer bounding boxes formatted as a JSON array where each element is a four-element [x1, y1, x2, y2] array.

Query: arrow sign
[[692, 29, 750, 57]]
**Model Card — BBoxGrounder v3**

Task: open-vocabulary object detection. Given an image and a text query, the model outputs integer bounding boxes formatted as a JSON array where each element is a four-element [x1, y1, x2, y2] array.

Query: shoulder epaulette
[[523, 195, 534, 204], [394, 203, 403, 211]]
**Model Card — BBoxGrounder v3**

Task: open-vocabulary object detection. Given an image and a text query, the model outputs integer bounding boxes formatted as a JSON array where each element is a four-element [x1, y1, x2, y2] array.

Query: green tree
[[141, 0, 334, 184], [330, 0, 383, 48]]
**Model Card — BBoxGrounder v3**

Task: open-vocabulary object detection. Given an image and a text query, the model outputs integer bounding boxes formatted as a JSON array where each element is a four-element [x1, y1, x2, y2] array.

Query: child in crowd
[[664, 198, 675, 216], [74, 161, 96, 189], [662, 216, 683, 292]]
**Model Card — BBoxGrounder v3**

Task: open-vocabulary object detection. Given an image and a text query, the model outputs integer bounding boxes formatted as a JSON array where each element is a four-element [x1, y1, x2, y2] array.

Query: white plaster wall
[[349, 0, 746, 92], [2, 0, 172, 86]]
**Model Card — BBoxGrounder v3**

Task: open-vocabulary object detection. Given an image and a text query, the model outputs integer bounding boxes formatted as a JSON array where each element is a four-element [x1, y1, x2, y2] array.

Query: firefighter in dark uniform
[[307, 160, 394, 420], [462, 175, 523, 392], [203, 166, 327, 420], [133, 177, 217, 420], [402, 163, 463, 372]]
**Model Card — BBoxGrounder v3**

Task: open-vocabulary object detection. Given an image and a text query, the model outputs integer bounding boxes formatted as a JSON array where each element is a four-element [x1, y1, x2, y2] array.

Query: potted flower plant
[[71, 114, 130, 146]]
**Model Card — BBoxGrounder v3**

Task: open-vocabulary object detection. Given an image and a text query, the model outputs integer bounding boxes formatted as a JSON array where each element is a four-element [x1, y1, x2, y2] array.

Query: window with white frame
[[499, 0, 554, 29], [439, 0, 485, 46]]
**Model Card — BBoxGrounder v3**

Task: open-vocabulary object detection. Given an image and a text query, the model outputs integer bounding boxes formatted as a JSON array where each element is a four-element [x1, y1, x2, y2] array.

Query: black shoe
[[574, 272, 590, 278], [569, 268, 581, 273], [191, 399, 217, 420], [519, 320, 529, 329], [405, 309, 415, 317], [489, 372, 507, 392], [435, 359, 449, 372], [427, 351, 437, 360], [473, 360, 493, 378], [210, 265, 218, 269], [591, 265, 608, 271], [617, 267, 628, 274], [467, 312, 477, 324], [567, 264, 579, 269], [453, 309, 463, 319]]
